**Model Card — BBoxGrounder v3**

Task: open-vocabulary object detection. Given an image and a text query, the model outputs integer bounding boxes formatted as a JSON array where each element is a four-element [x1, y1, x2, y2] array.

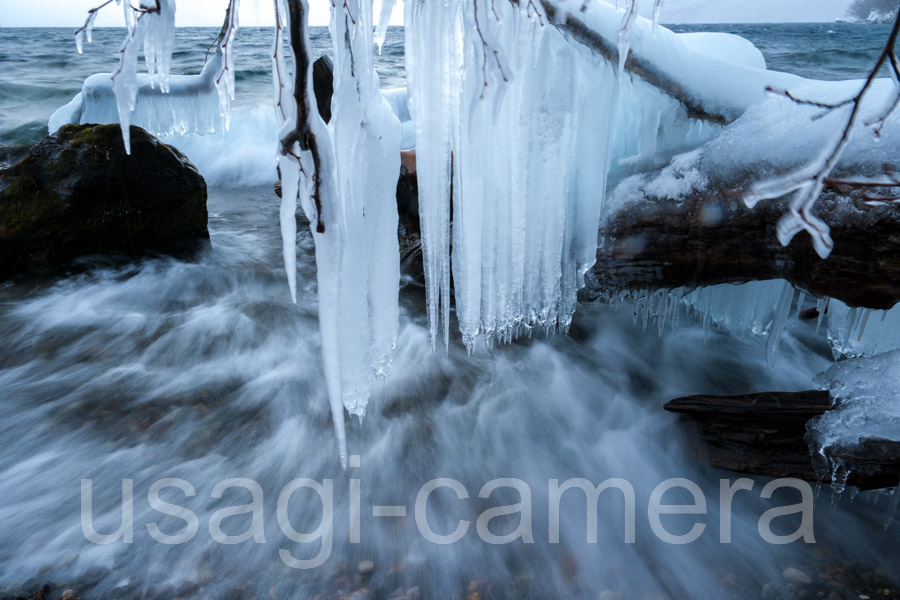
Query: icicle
[[616, 0, 637, 79], [406, 0, 619, 351], [795, 292, 805, 317], [329, 0, 402, 412], [885, 485, 900, 530], [831, 462, 850, 508], [110, 21, 144, 154], [766, 281, 795, 369], [75, 10, 99, 54], [652, 0, 663, 33], [142, 0, 177, 92], [374, 0, 397, 54], [404, 0, 456, 351], [816, 297, 828, 334], [214, 0, 241, 130]]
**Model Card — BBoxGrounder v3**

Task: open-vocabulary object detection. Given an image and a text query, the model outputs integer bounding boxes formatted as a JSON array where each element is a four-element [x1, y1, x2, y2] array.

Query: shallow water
[[0, 188, 897, 598], [1, 19, 899, 600]]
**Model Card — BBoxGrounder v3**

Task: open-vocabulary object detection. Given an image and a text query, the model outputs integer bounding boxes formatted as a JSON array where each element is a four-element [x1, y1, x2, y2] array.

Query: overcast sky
[[0, 0, 855, 27]]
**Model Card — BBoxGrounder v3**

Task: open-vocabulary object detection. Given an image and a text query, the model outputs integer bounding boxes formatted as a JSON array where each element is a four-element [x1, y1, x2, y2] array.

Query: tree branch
[[280, 0, 326, 233]]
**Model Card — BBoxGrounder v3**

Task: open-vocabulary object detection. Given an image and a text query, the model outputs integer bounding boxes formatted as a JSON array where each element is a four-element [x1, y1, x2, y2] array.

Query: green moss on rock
[[0, 124, 209, 277]]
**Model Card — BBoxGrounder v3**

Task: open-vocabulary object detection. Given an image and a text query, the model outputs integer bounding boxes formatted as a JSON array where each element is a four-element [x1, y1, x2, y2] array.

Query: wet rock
[[0, 124, 209, 278], [223, 587, 244, 600], [784, 568, 814, 586], [762, 581, 784, 600], [358, 560, 375, 581], [799, 306, 820, 320], [269, 581, 295, 600], [175, 581, 200, 597], [598, 591, 622, 600]]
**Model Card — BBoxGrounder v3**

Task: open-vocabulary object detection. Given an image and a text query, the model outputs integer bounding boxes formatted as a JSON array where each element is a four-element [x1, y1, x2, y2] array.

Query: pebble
[[358, 560, 375, 577], [598, 591, 622, 600], [784, 568, 814, 586], [762, 582, 782, 600], [60, 591, 74, 600]]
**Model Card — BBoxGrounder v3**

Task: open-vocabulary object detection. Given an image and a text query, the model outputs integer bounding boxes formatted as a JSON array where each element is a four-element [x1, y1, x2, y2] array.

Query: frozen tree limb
[[666, 391, 900, 492], [528, 0, 732, 125], [583, 186, 900, 311], [276, 0, 327, 233], [744, 13, 900, 259]]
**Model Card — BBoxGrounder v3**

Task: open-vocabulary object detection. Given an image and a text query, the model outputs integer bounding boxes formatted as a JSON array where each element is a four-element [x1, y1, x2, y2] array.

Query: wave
[[163, 104, 280, 189]]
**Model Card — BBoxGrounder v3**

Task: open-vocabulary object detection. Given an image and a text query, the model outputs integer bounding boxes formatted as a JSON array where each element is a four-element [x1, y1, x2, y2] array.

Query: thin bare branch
[[74, 0, 115, 38], [745, 11, 900, 257]]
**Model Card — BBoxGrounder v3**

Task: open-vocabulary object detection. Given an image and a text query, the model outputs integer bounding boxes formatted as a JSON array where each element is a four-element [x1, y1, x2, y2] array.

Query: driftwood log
[[582, 189, 900, 311], [665, 391, 900, 491]]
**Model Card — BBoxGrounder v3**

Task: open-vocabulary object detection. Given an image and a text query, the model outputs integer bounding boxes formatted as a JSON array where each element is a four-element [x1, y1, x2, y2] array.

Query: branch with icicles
[[74, 0, 161, 54], [274, 0, 326, 233], [744, 11, 900, 259]]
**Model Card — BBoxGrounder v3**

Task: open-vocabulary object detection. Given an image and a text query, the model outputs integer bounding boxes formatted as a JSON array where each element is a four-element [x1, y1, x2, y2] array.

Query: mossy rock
[[0, 124, 208, 277]]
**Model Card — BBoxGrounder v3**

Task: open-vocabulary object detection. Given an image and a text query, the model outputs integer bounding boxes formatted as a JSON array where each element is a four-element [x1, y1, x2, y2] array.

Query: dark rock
[[799, 306, 820, 320], [223, 587, 244, 600], [0, 123, 209, 278], [313, 56, 334, 124]]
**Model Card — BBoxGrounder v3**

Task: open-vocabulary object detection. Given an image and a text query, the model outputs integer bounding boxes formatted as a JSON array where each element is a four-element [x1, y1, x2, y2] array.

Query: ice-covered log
[[582, 188, 900, 311], [665, 391, 900, 491], [535, 0, 805, 124]]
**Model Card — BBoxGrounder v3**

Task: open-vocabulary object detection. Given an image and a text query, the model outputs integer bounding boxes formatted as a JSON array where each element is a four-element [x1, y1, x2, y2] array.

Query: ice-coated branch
[[82, 0, 172, 154], [278, 0, 327, 233], [745, 12, 900, 259], [213, 0, 241, 118], [530, 0, 731, 124], [205, 2, 235, 63], [74, 0, 114, 53]]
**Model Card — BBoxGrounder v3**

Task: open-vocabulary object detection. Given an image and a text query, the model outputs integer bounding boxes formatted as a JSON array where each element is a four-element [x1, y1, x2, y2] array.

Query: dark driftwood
[[665, 391, 900, 491], [582, 189, 900, 311]]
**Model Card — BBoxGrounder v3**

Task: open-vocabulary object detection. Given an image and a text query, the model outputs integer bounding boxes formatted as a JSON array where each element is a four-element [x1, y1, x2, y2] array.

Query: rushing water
[[0, 22, 899, 600]]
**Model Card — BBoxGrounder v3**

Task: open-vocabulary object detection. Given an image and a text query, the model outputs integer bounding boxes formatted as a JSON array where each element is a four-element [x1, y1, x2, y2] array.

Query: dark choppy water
[[669, 22, 896, 81], [0, 20, 899, 600]]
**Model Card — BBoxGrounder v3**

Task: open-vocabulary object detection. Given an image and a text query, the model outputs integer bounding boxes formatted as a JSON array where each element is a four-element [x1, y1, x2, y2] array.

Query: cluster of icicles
[[72, 0, 664, 463]]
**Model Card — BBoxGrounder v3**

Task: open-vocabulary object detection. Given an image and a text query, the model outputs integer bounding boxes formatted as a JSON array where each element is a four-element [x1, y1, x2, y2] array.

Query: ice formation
[[808, 351, 900, 523], [274, 0, 401, 466], [51, 0, 241, 153], [402, 0, 804, 352], [615, 279, 900, 365], [405, 0, 622, 351], [52, 0, 900, 464]]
